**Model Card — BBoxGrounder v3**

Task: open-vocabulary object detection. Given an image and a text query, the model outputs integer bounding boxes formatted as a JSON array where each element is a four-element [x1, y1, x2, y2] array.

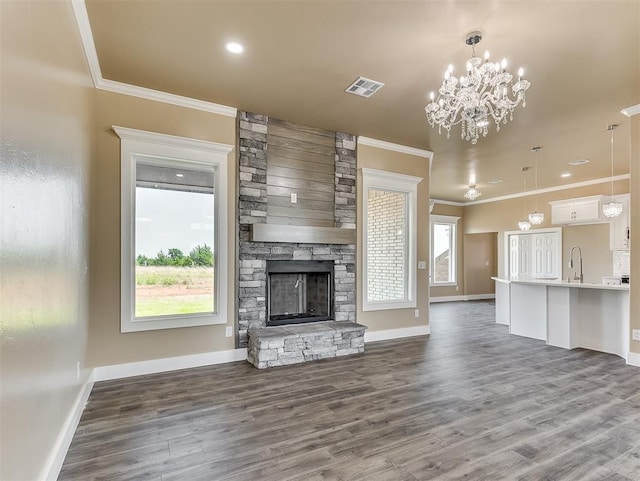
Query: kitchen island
[[492, 277, 630, 360]]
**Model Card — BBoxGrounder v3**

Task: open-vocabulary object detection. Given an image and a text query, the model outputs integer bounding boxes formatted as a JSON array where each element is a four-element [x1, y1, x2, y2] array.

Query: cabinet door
[[551, 203, 575, 224], [518, 235, 531, 278], [509, 235, 520, 279], [610, 196, 630, 250], [573, 199, 601, 223], [532, 232, 560, 279]]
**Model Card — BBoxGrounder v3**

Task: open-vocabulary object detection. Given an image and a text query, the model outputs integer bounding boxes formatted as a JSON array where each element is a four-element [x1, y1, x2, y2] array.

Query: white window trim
[[362, 167, 422, 311], [430, 214, 460, 287], [114, 126, 234, 333]]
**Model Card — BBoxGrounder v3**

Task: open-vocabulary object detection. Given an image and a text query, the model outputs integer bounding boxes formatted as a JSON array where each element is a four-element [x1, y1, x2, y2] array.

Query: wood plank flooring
[[60, 301, 640, 480]]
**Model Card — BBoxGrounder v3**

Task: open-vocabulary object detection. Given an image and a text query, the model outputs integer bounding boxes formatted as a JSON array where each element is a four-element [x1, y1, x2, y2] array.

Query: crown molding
[[70, 0, 237, 117], [621, 104, 640, 117], [358, 136, 433, 159], [100, 80, 237, 116], [113, 126, 234, 154], [431, 173, 630, 206]]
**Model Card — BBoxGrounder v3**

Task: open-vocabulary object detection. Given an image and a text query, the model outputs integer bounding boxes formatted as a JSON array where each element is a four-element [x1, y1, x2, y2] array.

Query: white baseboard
[[430, 294, 495, 303], [627, 351, 640, 367], [41, 372, 94, 481], [364, 324, 430, 343], [93, 348, 248, 382]]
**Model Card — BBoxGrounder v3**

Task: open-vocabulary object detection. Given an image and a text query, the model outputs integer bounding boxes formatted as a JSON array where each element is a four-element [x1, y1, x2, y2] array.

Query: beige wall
[[464, 181, 630, 278], [88, 90, 237, 367], [0, 1, 94, 479], [464, 233, 498, 295], [430, 203, 464, 297], [357, 145, 430, 332], [629, 112, 639, 358]]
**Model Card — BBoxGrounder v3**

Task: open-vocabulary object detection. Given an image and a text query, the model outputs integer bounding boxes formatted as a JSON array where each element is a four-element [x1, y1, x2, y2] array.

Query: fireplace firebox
[[266, 260, 334, 326]]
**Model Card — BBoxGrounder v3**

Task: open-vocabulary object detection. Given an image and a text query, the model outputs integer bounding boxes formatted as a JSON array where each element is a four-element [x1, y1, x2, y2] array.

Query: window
[[362, 168, 422, 311], [115, 126, 233, 332], [430, 215, 459, 285]]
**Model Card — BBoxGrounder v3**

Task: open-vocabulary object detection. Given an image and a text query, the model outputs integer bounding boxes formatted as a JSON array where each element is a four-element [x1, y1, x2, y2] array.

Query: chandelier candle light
[[425, 32, 531, 144], [602, 124, 623, 218], [528, 146, 544, 225]]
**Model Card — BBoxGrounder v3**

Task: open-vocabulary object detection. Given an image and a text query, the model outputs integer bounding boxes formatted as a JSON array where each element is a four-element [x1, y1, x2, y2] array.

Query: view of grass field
[[135, 266, 214, 318]]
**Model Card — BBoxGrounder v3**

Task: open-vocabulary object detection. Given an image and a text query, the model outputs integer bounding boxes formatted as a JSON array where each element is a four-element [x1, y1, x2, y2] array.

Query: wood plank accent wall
[[267, 118, 336, 227]]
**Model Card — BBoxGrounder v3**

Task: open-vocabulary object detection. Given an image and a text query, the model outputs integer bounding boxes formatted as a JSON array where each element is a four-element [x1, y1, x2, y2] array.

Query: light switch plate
[[633, 329, 640, 341], [225, 326, 233, 337], [291, 193, 297, 203]]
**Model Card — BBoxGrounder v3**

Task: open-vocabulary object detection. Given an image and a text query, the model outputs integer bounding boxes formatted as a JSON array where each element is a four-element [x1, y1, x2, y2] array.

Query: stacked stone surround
[[237, 112, 357, 348], [247, 321, 366, 369]]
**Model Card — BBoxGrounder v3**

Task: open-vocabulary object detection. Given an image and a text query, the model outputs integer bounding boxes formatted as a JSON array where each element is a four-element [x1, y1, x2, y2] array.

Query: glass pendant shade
[[602, 125, 622, 218], [602, 200, 623, 218], [518, 220, 532, 232], [528, 211, 544, 225]]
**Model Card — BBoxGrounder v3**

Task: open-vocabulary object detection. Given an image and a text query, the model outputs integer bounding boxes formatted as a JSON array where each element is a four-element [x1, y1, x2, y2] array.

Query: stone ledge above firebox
[[247, 321, 367, 369]]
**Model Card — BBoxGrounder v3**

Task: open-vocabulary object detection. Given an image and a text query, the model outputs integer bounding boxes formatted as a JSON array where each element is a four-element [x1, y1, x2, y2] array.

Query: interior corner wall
[[356, 144, 430, 332], [0, 2, 94, 479], [88, 90, 237, 367], [628, 112, 639, 358], [429, 203, 464, 298]]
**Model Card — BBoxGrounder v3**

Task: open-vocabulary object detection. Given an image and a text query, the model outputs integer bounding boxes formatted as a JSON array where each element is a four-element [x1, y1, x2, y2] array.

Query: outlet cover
[[414, 309, 419, 318], [225, 326, 233, 337], [633, 329, 640, 341]]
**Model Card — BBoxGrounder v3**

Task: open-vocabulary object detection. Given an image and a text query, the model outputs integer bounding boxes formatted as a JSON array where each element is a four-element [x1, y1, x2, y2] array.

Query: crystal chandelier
[[518, 166, 532, 231], [528, 146, 544, 225], [425, 32, 531, 144], [602, 124, 623, 218], [464, 184, 482, 201]]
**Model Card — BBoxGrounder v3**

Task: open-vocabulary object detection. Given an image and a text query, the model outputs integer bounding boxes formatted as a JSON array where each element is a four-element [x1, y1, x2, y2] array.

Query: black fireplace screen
[[266, 260, 334, 326]]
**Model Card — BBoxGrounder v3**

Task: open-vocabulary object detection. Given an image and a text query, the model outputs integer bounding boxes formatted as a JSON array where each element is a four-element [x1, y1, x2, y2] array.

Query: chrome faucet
[[569, 246, 583, 283]]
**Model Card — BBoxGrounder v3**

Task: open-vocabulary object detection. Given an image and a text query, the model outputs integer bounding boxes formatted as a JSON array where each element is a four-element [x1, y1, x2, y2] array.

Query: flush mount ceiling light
[[225, 41, 244, 54], [528, 146, 544, 225], [425, 31, 531, 144], [464, 184, 482, 201], [568, 158, 590, 166], [602, 124, 623, 218], [561, 172, 571, 178], [518, 166, 532, 231], [487, 178, 503, 184]]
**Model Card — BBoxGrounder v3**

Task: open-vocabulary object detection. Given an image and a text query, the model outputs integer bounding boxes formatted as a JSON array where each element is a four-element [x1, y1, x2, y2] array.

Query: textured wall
[[0, 1, 94, 479]]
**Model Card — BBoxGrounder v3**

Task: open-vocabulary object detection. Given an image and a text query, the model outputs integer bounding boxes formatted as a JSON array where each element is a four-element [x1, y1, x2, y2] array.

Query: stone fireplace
[[237, 112, 357, 348], [266, 260, 334, 326]]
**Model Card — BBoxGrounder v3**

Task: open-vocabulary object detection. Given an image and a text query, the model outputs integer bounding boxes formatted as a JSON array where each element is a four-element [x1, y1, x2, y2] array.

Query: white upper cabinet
[[549, 196, 605, 225], [610, 194, 630, 251]]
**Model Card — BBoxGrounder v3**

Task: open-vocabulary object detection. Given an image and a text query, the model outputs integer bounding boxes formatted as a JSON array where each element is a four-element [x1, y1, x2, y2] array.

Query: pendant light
[[518, 167, 532, 231], [602, 124, 623, 218], [528, 146, 544, 225]]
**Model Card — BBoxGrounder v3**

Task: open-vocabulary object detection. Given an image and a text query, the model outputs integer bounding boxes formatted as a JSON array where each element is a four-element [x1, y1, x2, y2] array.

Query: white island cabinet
[[492, 278, 630, 360]]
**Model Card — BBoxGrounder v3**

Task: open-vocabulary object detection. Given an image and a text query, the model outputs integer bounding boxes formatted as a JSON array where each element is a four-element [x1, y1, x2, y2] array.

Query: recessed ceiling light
[[225, 42, 244, 54], [561, 173, 571, 178], [487, 178, 503, 184], [568, 158, 590, 166], [176, 173, 184, 178]]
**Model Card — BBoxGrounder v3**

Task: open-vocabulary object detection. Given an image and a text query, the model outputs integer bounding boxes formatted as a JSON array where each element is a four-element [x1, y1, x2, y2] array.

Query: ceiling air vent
[[345, 77, 385, 98]]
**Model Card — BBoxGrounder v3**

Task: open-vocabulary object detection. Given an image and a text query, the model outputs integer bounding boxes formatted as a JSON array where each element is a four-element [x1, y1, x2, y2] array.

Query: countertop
[[491, 277, 629, 291]]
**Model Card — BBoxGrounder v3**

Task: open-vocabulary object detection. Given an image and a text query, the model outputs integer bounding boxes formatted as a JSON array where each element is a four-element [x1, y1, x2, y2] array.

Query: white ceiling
[[84, 0, 640, 202]]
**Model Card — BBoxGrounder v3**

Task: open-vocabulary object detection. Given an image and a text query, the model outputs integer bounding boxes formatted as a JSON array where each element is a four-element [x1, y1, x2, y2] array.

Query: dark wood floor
[[61, 301, 640, 480]]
